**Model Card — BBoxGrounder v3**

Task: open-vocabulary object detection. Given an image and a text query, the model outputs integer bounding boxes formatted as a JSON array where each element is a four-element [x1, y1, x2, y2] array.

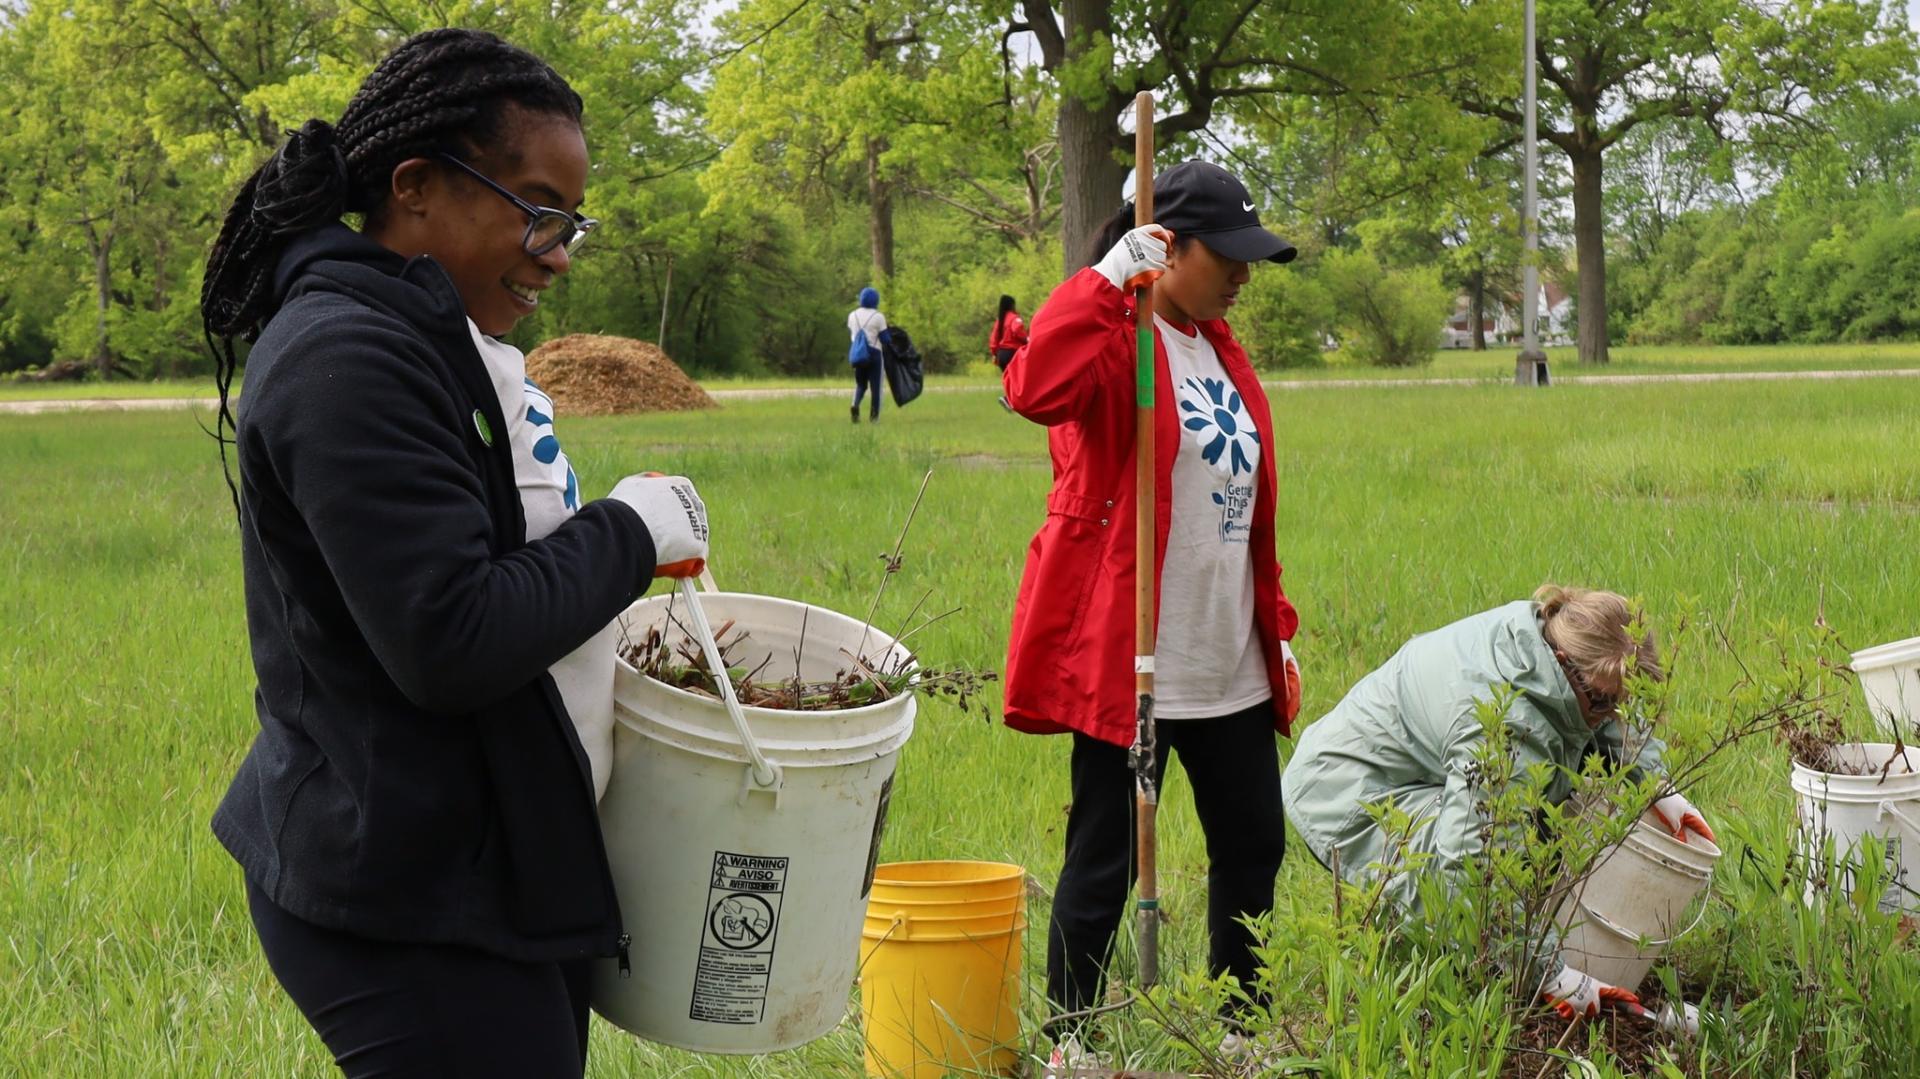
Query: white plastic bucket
[[591, 592, 915, 1054], [1851, 636, 1920, 735], [1555, 810, 1720, 990], [1790, 742, 1920, 914]]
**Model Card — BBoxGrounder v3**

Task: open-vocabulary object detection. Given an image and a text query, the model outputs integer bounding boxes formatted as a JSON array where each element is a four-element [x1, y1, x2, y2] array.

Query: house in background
[[1440, 282, 1573, 348]]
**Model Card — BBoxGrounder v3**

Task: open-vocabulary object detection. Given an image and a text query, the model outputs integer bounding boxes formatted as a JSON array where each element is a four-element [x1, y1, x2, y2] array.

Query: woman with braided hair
[[205, 29, 708, 1076]]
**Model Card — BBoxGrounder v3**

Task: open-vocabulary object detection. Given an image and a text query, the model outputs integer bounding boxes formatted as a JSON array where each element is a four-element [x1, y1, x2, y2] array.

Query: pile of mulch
[[1500, 1008, 1673, 1077], [523, 334, 715, 415]]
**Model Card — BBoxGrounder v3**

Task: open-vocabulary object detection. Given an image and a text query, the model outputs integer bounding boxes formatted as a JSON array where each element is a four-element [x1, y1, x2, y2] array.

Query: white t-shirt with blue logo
[[469, 321, 619, 800], [1152, 315, 1271, 718]]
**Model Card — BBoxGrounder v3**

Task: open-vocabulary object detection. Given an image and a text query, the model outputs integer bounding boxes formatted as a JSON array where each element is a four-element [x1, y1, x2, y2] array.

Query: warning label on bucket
[[690, 851, 788, 1024]]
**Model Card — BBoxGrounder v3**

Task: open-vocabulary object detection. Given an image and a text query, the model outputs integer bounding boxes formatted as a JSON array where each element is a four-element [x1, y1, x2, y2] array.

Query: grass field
[[4, 373, 1919, 1076], [8, 340, 1920, 404]]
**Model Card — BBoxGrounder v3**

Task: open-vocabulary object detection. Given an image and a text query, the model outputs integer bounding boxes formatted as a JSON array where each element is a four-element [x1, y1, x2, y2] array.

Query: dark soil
[[1501, 1008, 1674, 1077]]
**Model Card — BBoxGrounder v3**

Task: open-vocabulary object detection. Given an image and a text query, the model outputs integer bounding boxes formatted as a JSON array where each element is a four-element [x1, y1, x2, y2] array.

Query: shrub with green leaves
[[1134, 609, 1920, 1077], [1319, 249, 1452, 367]]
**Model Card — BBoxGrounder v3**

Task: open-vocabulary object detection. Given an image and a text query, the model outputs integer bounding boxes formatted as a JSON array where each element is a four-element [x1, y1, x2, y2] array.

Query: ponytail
[[203, 120, 351, 342], [200, 119, 353, 513]]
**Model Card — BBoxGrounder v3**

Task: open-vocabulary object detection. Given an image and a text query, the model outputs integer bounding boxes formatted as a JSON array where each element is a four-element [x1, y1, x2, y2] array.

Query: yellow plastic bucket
[[869, 860, 1027, 902], [860, 861, 1026, 1079]]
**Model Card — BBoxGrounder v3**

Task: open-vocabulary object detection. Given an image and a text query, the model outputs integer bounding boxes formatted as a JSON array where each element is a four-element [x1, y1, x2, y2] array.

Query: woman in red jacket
[[991, 295, 1028, 411], [1002, 160, 1301, 1060], [989, 294, 1029, 369]]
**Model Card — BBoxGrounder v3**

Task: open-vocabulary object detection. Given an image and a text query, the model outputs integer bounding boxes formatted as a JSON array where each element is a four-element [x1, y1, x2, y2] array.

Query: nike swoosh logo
[[1241, 201, 1255, 212]]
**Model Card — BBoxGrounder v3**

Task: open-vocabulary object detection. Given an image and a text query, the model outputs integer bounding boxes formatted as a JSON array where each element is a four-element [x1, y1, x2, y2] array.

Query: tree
[[707, 0, 996, 280], [1005, 0, 1437, 272], [1435, 0, 1915, 364], [2, 0, 209, 376]]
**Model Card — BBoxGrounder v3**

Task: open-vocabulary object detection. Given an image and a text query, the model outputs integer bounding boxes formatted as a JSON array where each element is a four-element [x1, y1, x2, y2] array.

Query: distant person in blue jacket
[[847, 285, 888, 423], [199, 29, 709, 1078]]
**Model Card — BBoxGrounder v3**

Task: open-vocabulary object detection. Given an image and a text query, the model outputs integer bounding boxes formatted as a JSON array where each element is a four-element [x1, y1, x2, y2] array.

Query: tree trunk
[[1570, 145, 1609, 364], [91, 233, 114, 377], [1469, 268, 1488, 350], [1056, 0, 1125, 273], [867, 137, 894, 279]]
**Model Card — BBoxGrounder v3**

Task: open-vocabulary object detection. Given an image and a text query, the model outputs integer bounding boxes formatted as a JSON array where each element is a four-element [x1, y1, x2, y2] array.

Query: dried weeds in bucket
[[618, 469, 996, 717]]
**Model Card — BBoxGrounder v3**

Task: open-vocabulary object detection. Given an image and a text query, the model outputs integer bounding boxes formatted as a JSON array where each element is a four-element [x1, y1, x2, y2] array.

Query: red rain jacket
[[989, 310, 1028, 352], [1001, 268, 1299, 747]]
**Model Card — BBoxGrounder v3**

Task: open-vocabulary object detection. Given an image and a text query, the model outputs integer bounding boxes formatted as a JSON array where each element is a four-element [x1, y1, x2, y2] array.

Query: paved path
[[7, 366, 1920, 415]]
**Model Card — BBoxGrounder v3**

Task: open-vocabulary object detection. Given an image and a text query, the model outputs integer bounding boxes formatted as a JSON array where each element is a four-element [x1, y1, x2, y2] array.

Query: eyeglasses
[[435, 152, 598, 257], [1562, 660, 1621, 717]]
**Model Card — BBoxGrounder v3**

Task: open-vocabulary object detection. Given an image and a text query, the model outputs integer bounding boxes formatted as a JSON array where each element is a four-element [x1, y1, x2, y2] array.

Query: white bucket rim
[[1851, 635, 1920, 670], [1789, 743, 1920, 802], [1619, 816, 1720, 878], [613, 700, 914, 767]]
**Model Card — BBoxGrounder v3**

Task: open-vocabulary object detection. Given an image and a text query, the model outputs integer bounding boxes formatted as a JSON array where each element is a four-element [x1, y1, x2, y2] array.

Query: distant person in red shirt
[[990, 294, 1028, 412], [1001, 160, 1302, 1068], [990, 294, 1028, 368]]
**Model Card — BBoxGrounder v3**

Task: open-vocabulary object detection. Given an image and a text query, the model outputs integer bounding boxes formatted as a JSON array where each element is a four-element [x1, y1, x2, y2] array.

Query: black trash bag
[[880, 326, 924, 407]]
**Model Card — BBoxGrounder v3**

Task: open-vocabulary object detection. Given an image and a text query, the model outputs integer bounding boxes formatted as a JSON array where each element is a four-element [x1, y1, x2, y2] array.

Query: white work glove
[[606, 474, 708, 578], [1092, 224, 1172, 292], [1652, 792, 1716, 844], [1540, 965, 1639, 1020]]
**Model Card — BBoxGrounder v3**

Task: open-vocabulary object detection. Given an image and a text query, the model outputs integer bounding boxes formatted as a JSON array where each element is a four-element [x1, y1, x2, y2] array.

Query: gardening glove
[[1281, 640, 1302, 725], [1541, 965, 1639, 1020], [1092, 224, 1172, 292], [1652, 792, 1716, 844], [606, 473, 708, 579]]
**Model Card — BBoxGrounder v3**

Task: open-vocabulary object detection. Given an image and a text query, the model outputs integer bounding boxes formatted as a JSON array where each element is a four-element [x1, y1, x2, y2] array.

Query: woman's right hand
[[607, 474, 709, 577], [1093, 224, 1172, 292], [1540, 965, 1639, 1020]]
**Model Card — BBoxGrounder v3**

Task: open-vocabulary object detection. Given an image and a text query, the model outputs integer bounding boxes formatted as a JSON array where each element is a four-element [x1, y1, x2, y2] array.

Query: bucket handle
[[1573, 870, 1713, 949], [677, 578, 780, 789], [1879, 800, 1920, 844], [856, 913, 908, 977]]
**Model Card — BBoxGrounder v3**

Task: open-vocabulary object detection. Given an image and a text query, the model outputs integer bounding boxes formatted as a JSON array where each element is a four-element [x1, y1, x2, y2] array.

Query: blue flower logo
[[523, 378, 579, 510], [1179, 376, 1259, 491]]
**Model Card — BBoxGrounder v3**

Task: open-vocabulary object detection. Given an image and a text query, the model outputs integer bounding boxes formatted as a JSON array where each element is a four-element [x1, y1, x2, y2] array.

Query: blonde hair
[[1533, 584, 1663, 688]]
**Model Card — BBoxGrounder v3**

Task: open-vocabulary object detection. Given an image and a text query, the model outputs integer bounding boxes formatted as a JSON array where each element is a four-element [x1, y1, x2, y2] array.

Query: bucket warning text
[[690, 851, 789, 1025]]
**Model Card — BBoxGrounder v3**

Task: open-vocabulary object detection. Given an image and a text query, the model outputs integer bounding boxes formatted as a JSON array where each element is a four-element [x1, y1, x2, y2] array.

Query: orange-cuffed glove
[[1091, 224, 1173, 292], [1541, 965, 1640, 1020], [1652, 792, 1716, 844], [606, 473, 708, 579]]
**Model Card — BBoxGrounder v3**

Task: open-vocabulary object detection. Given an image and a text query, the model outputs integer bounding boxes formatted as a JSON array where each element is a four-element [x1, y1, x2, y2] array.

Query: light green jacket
[[1282, 601, 1664, 917]]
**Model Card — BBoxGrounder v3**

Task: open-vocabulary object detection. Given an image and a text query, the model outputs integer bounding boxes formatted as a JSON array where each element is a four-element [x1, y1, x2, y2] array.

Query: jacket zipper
[[617, 932, 632, 977]]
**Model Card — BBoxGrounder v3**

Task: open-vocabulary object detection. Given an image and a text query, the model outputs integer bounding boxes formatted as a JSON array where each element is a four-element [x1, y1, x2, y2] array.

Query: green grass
[[3, 378, 1918, 1075], [0, 377, 228, 401], [1287, 340, 1920, 381], [9, 341, 1920, 402]]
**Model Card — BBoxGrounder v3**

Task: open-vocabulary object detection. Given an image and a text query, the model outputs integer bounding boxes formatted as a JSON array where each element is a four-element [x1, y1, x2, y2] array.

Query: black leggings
[[1045, 701, 1286, 1024], [246, 879, 592, 1078], [851, 358, 883, 417]]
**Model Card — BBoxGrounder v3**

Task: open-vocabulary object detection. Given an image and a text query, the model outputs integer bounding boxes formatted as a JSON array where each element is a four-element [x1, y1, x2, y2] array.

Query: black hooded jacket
[[212, 224, 656, 962]]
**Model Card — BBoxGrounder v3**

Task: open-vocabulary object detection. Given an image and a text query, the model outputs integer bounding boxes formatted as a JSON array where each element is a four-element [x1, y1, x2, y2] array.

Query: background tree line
[[0, 0, 1914, 380]]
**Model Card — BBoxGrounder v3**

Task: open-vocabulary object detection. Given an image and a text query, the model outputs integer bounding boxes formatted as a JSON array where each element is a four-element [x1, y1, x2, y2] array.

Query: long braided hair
[[200, 28, 583, 510]]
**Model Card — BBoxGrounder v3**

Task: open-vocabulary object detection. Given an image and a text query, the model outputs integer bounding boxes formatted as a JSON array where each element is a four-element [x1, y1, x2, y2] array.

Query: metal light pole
[[1515, 0, 1550, 387]]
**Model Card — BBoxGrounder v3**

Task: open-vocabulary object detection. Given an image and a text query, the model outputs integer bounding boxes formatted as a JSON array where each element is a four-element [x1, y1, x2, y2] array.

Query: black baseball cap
[[1151, 160, 1296, 264]]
